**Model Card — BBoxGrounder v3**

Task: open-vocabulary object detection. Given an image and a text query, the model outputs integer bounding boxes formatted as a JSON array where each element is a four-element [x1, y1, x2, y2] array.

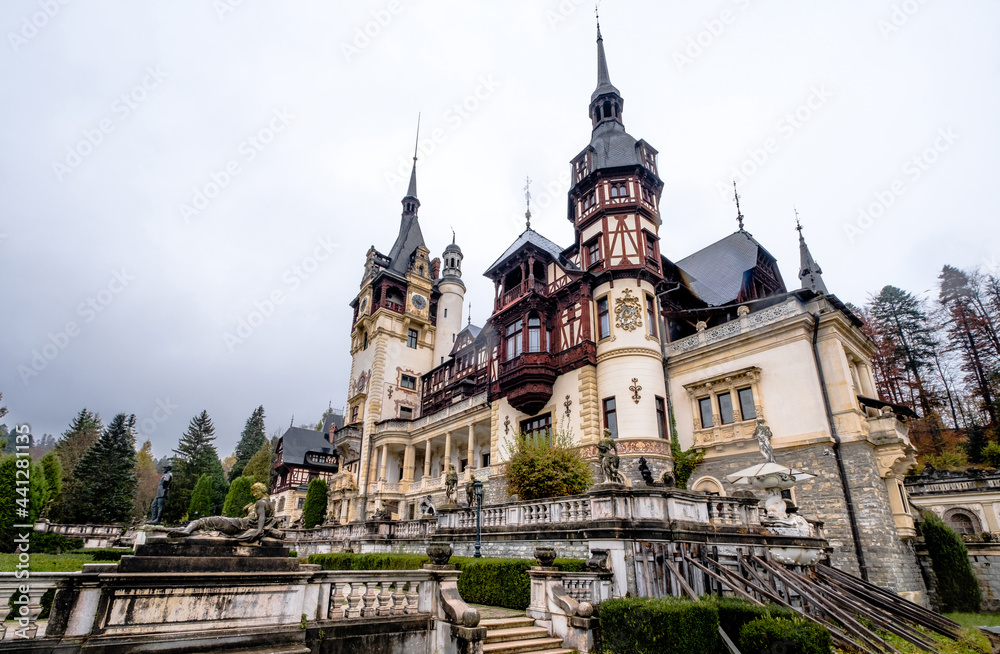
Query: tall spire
[[402, 113, 420, 215], [589, 10, 622, 125], [796, 210, 828, 294]]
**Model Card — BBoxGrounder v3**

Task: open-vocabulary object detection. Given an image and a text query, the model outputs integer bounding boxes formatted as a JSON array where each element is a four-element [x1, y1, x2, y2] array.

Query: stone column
[[444, 432, 452, 472], [378, 445, 388, 481], [466, 424, 476, 477], [403, 445, 416, 482], [424, 442, 433, 478]]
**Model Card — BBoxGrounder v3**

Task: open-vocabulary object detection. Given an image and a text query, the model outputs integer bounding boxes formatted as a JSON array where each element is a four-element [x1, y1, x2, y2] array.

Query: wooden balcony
[[495, 278, 547, 311], [498, 352, 557, 415]]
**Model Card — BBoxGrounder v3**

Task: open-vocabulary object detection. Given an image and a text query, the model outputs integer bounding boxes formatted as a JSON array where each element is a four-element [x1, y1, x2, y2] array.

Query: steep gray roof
[[589, 121, 640, 170], [675, 231, 770, 306], [484, 229, 580, 277], [320, 412, 345, 435], [449, 324, 483, 356], [278, 426, 338, 467], [385, 214, 425, 276], [592, 23, 620, 102]]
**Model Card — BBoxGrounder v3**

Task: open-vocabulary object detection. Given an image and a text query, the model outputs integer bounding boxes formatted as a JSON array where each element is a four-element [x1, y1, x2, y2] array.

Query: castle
[[271, 22, 927, 600]]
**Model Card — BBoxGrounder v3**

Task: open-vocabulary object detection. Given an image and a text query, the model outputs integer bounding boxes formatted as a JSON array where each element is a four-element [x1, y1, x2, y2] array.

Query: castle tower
[[432, 233, 466, 365], [567, 21, 670, 467]]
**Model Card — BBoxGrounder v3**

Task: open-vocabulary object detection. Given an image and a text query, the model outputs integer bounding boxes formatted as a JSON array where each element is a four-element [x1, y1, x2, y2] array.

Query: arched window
[[527, 315, 542, 353], [603, 100, 612, 119], [610, 185, 618, 198], [944, 509, 981, 536], [693, 477, 723, 496]]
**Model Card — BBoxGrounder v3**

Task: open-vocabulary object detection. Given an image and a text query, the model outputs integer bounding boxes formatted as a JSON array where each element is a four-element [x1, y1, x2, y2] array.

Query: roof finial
[[733, 180, 745, 232], [468, 302, 472, 326], [451, 228, 456, 245], [595, 1, 602, 39], [794, 206, 802, 235], [289, 414, 294, 427], [524, 175, 532, 230]]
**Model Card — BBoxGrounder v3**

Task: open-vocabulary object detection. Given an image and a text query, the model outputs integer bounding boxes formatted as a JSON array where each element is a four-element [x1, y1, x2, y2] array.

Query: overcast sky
[[2, 1, 997, 458]]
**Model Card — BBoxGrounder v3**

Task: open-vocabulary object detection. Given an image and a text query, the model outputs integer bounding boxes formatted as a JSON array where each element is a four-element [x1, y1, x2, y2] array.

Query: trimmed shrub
[[30, 532, 84, 554], [600, 596, 719, 654], [222, 475, 256, 518], [738, 616, 831, 654], [921, 510, 982, 612], [302, 478, 329, 529], [709, 597, 798, 647]]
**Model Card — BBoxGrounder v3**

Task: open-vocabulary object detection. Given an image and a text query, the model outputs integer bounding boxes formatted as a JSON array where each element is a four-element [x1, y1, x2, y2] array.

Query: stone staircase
[[481, 615, 573, 654]]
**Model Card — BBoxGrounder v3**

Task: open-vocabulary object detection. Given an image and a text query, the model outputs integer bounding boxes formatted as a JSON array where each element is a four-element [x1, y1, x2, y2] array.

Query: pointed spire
[[796, 210, 828, 294], [402, 114, 421, 215]]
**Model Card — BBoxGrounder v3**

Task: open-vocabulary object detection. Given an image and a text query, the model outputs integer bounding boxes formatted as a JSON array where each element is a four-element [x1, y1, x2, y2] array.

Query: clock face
[[359, 297, 368, 313], [356, 372, 367, 393], [412, 294, 426, 310]]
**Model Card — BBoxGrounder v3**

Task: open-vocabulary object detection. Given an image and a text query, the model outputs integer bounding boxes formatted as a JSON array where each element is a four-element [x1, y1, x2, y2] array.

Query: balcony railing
[[496, 278, 547, 310]]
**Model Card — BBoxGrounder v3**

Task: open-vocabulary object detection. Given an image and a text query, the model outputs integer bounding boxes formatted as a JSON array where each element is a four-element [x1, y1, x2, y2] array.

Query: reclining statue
[[158, 482, 284, 544]]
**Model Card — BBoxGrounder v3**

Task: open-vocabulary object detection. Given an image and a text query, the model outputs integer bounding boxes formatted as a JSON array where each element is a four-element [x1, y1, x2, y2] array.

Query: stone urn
[[587, 549, 610, 572], [427, 543, 453, 566], [534, 546, 556, 567]]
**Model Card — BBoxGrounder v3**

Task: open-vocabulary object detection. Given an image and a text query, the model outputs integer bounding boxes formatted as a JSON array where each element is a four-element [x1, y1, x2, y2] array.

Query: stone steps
[[485, 626, 553, 643], [481, 614, 572, 654], [482, 638, 572, 654]]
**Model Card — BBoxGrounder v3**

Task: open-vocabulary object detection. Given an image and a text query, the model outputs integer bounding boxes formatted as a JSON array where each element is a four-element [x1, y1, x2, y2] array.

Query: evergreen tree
[[223, 476, 256, 517], [230, 405, 267, 480], [243, 440, 274, 487], [868, 286, 939, 415], [187, 474, 214, 520], [72, 413, 138, 524], [164, 410, 226, 522], [39, 451, 62, 518], [29, 459, 45, 523], [52, 408, 103, 522], [921, 511, 981, 612], [963, 421, 990, 464], [132, 440, 159, 522], [302, 478, 328, 528], [0, 456, 17, 552], [0, 393, 8, 450]]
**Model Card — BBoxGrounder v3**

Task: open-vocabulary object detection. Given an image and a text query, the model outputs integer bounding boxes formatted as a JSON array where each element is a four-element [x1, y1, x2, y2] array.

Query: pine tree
[[132, 440, 159, 522], [921, 511, 981, 612], [0, 456, 17, 552], [230, 405, 267, 480], [243, 440, 274, 487], [39, 451, 62, 518], [963, 421, 990, 464], [187, 474, 215, 520], [164, 410, 226, 522], [73, 413, 138, 524], [302, 478, 328, 528], [0, 393, 8, 451], [52, 408, 103, 522], [222, 476, 256, 517]]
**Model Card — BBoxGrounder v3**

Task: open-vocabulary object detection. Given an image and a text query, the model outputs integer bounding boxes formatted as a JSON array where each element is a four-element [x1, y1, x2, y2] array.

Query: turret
[[433, 232, 466, 365]]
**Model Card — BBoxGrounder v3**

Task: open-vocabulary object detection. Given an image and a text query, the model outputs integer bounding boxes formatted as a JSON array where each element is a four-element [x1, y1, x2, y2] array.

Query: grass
[[833, 625, 992, 654], [0, 553, 95, 572], [946, 612, 1000, 628]]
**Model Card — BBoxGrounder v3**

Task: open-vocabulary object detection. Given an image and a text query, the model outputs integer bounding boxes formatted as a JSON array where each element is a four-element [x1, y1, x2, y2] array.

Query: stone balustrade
[[527, 567, 613, 654]]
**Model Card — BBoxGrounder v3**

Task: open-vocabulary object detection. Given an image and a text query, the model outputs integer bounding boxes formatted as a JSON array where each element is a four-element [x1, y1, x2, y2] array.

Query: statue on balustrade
[[157, 483, 284, 544], [444, 464, 459, 505], [146, 463, 172, 525], [754, 418, 776, 463], [598, 430, 623, 484]]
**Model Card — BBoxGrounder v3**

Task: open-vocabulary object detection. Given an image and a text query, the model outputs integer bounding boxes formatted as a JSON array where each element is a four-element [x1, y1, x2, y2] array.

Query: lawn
[[0, 553, 95, 573], [946, 612, 1000, 628]]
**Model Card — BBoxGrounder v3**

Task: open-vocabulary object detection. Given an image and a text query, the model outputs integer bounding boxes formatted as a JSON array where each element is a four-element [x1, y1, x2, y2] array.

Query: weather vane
[[413, 112, 421, 163], [733, 180, 745, 231], [794, 206, 802, 233], [524, 176, 532, 230], [468, 302, 472, 326]]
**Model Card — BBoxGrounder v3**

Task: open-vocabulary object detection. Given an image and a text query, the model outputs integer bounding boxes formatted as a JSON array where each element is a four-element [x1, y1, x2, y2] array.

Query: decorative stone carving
[[586, 549, 610, 572], [597, 429, 623, 484], [614, 288, 643, 332], [444, 464, 458, 504], [630, 377, 642, 404], [753, 418, 776, 463], [427, 543, 453, 565], [534, 546, 556, 567], [156, 483, 282, 545], [564, 395, 572, 418], [737, 305, 750, 317], [637, 457, 655, 486]]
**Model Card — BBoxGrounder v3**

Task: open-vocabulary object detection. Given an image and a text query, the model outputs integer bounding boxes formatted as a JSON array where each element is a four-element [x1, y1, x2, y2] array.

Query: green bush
[[222, 475, 256, 518], [738, 616, 831, 654], [504, 431, 593, 501], [600, 596, 719, 654], [921, 510, 982, 612], [305, 552, 587, 610], [30, 532, 84, 554], [68, 548, 132, 561], [708, 597, 798, 647], [302, 478, 329, 529]]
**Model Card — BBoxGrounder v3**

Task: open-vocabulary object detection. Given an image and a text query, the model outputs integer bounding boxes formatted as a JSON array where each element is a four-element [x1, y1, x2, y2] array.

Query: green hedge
[[738, 617, 832, 654], [305, 552, 587, 610], [30, 533, 84, 554], [600, 597, 719, 654], [921, 510, 982, 612], [68, 548, 132, 561], [708, 597, 799, 648]]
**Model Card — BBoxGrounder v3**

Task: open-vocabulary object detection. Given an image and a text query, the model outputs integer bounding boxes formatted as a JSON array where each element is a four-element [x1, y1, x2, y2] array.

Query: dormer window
[[610, 183, 628, 198]]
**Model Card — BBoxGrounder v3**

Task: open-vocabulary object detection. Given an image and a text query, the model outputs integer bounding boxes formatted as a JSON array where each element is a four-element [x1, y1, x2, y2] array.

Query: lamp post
[[472, 479, 483, 558]]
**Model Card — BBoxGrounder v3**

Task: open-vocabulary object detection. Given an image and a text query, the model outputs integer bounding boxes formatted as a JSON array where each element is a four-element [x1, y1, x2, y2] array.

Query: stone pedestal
[[119, 536, 298, 573]]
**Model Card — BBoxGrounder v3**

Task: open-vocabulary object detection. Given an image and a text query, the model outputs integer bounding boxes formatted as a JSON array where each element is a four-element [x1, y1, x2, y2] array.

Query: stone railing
[[0, 572, 67, 639], [527, 567, 613, 654], [707, 497, 761, 527], [665, 299, 799, 356], [317, 569, 428, 619]]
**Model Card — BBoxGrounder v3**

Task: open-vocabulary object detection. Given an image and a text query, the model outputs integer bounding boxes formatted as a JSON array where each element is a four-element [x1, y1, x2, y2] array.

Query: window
[[546, 329, 553, 352], [351, 406, 359, 422], [737, 387, 756, 421], [656, 397, 667, 439], [521, 413, 552, 444], [603, 398, 618, 438], [444, 308, 447, 317], [481, 453, 490, 467], [459, 459, 468, 473], [296, 498, 305, 510], [277, 497, 285, 511], [597, 297, 610, 339], [407, 328, 418, 349], [400, 374, 416, 390], [505, 319, 523, 359], [587, 240, 601, 266], [698, 397, 714, 428], [718, 392, 734, 425], [362, 331, 369, 350], [646, 295, 657, 337], [528, 315, 542, 352], [645, 234, 656, 259]]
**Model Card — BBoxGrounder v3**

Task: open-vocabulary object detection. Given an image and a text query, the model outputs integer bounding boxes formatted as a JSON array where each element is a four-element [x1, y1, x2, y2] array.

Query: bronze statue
[[146, 463, 172, 525], [162, 483, 283, 544], [444, 464, 458, 503], [597, 429, 623, 484]]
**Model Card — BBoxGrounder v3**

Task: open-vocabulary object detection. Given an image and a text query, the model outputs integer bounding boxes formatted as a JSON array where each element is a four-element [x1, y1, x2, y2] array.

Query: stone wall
[[691, 441, 925, 596]]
